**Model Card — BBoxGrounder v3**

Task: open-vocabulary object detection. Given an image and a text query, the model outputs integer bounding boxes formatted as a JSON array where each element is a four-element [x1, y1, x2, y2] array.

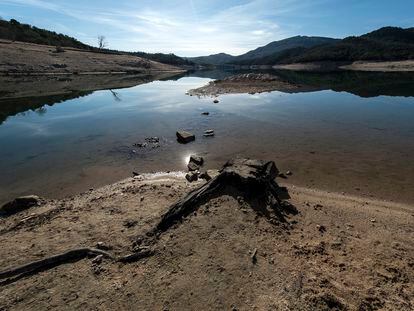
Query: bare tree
[[97, 35, 107, 49]]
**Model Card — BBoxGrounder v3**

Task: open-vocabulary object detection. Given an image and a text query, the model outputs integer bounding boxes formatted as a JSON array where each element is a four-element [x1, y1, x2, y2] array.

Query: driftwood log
[[155, 158, 296, 233]]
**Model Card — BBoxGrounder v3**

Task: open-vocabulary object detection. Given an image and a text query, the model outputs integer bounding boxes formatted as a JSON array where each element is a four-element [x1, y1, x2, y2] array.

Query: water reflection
[[0, 70, 413, 204]]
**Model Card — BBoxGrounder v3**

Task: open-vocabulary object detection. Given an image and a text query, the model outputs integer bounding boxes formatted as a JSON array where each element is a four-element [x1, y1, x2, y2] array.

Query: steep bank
[[0, 40, 185, 75], [0, 163, 413, 310]]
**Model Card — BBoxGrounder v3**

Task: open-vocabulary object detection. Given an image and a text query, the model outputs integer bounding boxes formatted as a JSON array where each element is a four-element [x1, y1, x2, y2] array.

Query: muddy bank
[[0, 40, 184, 75], [0, 159, 413, 310]]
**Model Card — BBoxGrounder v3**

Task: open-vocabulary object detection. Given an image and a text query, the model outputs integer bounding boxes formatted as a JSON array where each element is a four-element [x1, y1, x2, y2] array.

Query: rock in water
[[190, 155, 204, 166], [187, 161, 200, 171], [0, 195, 44, 216], [204, 129, 215, 137], [176, 131, 195, 144], [213, 99, 219, 103]]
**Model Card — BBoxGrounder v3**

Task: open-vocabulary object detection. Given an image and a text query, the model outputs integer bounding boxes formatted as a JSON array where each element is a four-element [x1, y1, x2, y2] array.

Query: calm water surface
[[0, 71, 413, 204]]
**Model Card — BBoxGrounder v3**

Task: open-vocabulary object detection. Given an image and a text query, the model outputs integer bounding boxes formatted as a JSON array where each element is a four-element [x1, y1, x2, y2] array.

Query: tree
[[97, 35, 107, 49]]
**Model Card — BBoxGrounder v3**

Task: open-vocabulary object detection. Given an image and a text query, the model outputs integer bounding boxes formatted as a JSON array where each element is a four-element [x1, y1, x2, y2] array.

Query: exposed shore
[[0, 166, 413, 310], [188, 73, 316, 96], [0, 40, 185, 75], [272, 60, 414, 72]]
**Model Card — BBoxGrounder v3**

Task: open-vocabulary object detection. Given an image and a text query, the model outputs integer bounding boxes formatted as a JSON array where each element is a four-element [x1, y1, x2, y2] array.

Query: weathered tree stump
[[155, 158, 296, 233]]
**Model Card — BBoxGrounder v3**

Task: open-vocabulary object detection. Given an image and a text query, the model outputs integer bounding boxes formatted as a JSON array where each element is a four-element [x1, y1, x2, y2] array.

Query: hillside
[[233, 36, 339, 62], [188, 36, 338, 65], [0, 40, 184, 75], [0, 19, 90, 49], [236, 27, 414, 65], [0, 19, 192, 67]]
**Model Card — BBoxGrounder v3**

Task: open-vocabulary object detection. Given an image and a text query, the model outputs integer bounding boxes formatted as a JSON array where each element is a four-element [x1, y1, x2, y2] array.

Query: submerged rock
[[176, 131, 195, 144], [204, 129, 215, 137], [0, 195, 44, 216]]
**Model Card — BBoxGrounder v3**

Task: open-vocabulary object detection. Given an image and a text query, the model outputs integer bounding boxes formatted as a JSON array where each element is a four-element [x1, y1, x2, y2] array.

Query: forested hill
[[233, 27, 414, 65], [0, 19, 90, 49]]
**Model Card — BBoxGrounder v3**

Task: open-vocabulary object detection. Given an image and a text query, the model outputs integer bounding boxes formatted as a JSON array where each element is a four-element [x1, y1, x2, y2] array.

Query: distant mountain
[[133, 52, 193, 66], [233, 36, 339, 62], [188, 36, 338, 65], [235, 27, 414, 65], [187, 53, 235, 65], [0, 19, 193, 67]]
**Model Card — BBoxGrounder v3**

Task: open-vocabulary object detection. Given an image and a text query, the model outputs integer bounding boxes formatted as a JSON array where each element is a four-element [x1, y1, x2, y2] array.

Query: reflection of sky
[[1, 75, 414, 203]]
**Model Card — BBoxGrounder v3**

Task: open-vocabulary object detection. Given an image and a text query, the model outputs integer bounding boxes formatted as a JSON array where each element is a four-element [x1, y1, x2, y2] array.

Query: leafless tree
[[97, 35, 107, 49]]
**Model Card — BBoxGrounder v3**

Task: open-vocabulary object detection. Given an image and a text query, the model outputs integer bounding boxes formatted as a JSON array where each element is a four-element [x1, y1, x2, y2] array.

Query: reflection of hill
[[273, 71, 414, 98], [0, 91, 93, 124], [0, 72, 182, 124]]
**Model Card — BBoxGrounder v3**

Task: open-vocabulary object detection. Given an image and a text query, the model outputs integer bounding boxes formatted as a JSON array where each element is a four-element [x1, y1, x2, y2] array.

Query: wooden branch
[[0, 248, 114, 280]]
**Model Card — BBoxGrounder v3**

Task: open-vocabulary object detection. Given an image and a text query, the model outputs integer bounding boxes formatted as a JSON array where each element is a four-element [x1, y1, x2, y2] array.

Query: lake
[[0, 70, 413, 204]]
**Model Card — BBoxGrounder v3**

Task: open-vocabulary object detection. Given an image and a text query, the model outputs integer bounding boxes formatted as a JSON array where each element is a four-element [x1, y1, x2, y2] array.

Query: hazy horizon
[[1, 0, 413, 57]]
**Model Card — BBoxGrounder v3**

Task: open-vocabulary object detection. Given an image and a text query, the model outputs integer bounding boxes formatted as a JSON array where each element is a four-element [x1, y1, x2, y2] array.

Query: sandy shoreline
[[0, 168, 413, 310]]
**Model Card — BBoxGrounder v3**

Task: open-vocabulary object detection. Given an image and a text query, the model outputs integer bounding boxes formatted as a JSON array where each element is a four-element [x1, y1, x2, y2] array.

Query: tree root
[[0, 247, 153, 283], [154, 158, 297, 234]]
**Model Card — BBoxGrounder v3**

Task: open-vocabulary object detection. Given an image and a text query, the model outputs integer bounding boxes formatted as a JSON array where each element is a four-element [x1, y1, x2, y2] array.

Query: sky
[[0, 0, 413, 57]]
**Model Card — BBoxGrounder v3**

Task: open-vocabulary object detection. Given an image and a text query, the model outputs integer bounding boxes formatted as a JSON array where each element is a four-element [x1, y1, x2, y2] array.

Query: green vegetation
[[0, 19, 90, 49]]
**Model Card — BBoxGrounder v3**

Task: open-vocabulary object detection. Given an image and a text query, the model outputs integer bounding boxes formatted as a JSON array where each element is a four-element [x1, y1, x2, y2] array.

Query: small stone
[[92, 255, 103, 265], [206, 169, 220, 179], [213, 99, 219, 103], [370, 218, 376, 223], [286, 171, 292, 176], [123, 219, 138, 228], [201, 112, 209, 115], [176, 131, 195, 144], [132, 171, 140, 177], [96, 242, 111, 251], [199, 171, 212, 181], [251, 248, 258, 264], [187, 162, 200, 171], [185, 172, 198, 182], [0, 195, 44, 216], [140, 196, 144, 202], [203, 129, 215, 137], [317, 225, 327, 233], [189, 155, 204, 166]]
